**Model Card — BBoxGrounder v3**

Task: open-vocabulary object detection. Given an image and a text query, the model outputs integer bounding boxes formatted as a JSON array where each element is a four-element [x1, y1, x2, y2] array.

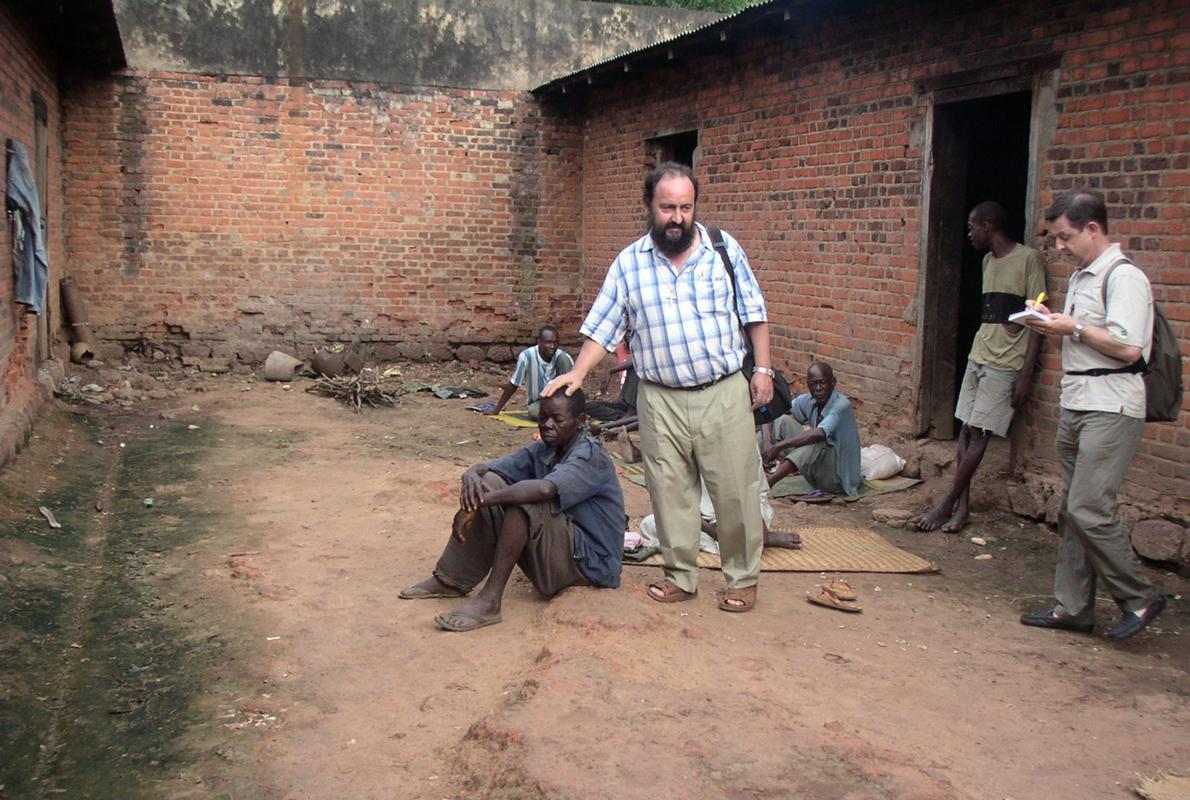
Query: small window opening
[[645, 129, 699, 169]]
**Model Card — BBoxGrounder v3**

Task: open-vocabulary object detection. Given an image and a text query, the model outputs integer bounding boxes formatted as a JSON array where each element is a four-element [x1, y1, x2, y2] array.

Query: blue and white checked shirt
[[580, 223, 767, 388]]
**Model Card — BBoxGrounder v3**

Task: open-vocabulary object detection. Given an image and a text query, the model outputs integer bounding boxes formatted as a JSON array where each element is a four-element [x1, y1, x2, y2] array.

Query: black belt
[[646, 370, 739, 392]]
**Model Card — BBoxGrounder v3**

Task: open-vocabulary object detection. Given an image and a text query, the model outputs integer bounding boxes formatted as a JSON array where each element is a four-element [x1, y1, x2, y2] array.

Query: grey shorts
[[955, 360, 1018, 437]]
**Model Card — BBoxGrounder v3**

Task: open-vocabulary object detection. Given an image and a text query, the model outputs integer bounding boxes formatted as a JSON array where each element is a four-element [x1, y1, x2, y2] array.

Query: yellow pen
[[1035, 291, 1048, 306]]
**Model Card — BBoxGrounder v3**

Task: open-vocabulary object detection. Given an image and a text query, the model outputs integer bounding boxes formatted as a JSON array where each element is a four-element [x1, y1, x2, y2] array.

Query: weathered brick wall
[[0, 4, 63, 457], [62, 71, 584, 363], [574, 0, 1189, 513]]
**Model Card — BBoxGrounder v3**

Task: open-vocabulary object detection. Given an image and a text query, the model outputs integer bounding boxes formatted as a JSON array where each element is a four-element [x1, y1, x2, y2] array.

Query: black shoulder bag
[[706, 226, 793, 426]]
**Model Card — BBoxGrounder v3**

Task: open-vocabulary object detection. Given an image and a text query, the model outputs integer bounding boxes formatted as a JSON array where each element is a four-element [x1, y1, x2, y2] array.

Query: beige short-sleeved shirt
[[969, 244, 1047, 371], [1060, 243, 1153, 419]]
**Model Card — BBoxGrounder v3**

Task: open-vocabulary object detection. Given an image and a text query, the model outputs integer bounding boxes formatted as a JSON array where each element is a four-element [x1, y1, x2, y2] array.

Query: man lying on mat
[[761, 362, 862, 499], [399, 390, 627, 632]]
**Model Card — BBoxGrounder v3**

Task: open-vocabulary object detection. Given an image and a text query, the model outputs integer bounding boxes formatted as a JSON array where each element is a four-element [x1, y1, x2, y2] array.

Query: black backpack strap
[[1099, 256, 1133, 309], [706, 226, 744, 327]]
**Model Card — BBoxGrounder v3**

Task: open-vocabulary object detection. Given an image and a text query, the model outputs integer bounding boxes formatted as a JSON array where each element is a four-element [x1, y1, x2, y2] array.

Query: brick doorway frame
[[913, 57, 1060, 440]]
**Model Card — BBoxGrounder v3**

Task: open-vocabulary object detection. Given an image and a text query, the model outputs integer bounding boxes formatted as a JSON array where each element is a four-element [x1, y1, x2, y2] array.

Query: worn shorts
[[434, 474, 589, 597], [517, 498, 590, 596], [954, 360, 1018, 437]]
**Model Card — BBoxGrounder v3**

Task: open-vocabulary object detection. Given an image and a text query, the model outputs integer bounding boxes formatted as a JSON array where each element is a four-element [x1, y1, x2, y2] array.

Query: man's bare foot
[[398, 576, 466, 599], [940, 504, 970, 534], [913, 501, 954, 532], [764, 530, 802, 549]]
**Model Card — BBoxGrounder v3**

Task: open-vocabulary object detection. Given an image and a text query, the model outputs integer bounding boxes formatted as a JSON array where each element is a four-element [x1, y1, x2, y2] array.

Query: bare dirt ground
[[2, 361, 1187, 800]]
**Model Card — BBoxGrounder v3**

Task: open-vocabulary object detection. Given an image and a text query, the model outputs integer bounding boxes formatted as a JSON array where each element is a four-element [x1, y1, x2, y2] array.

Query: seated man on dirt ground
[[486, 325, 575, 420], [400, 389, 627, 632], [761, 362, 862, 498], [640, 451, 801, 550]]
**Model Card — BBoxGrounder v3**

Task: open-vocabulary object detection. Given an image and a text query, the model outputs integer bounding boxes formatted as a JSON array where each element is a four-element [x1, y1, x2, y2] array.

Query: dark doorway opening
[[919, 91, 1032, 439]]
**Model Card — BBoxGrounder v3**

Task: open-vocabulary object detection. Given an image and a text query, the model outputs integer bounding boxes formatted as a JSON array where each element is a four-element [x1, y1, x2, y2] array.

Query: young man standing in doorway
[[914, 200, 1045, 533]]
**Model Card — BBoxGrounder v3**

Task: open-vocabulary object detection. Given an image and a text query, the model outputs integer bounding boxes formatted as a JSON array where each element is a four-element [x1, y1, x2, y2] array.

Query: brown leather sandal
[[647, 579, 697, 603], [824, 578, 856, 601], [718, 585, 757, 613], [807, 586, 862, 613]]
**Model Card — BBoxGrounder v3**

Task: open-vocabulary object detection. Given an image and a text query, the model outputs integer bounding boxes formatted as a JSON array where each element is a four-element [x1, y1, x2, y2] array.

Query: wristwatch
[[1072, 322, 1085, 342], [753, 365, 776, 377]]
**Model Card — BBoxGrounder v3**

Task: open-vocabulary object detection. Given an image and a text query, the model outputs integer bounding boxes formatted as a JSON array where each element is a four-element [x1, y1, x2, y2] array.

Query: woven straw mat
[[626, 525, 938, 574]]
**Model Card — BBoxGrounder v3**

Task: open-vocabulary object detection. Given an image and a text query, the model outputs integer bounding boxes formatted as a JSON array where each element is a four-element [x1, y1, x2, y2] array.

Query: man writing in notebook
[[1016, 189, 1165, 641]]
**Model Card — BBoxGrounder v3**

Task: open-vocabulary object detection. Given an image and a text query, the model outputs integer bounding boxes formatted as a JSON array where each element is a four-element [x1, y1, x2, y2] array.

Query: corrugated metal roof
[[533, 0, 779, 96]]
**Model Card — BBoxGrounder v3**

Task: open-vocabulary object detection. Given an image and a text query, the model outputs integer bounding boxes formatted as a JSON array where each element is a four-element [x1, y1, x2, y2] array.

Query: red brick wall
[[575, 0, 1190, 512], [62, 72, 584, 362], [0, 4, 63, 455]]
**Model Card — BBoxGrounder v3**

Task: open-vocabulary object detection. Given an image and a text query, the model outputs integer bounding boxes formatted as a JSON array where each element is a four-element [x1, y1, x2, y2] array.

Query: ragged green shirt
[[968, 244, 1047, 372]]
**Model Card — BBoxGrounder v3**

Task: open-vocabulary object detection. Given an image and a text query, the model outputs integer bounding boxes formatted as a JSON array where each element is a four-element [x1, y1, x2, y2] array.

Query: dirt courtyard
[[1, 362, 1187, 800]]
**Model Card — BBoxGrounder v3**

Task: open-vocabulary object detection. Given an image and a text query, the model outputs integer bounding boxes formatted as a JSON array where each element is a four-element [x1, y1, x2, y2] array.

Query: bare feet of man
[[912, 500, 954, 532], [764, 530, 802, 549]]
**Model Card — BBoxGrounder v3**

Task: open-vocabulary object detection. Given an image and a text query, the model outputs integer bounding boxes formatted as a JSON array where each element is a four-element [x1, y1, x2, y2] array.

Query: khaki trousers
[[637, 372, 763, 592], [1053, 409, 1155, 621]]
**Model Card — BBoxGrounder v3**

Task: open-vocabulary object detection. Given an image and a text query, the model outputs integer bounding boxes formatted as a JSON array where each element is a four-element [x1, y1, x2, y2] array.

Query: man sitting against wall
[[761, 362, 862, 499]]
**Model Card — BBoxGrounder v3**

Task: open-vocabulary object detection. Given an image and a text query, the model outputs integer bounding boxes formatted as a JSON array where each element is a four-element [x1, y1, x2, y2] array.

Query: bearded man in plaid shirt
[[544, 162, 774, 613]]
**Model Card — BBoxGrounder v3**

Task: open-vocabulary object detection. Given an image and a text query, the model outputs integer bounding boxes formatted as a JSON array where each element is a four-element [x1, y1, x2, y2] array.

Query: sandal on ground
[[647, 579, 697, 603], [807, 587, 862, 613], [399, 583, 466, 600], [823, 578, 856, 602], [434, 609, 502, 632], [718, 585, 757, 613]]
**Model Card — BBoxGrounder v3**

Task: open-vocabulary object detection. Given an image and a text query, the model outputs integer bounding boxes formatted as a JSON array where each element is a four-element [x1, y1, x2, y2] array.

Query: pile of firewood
[[305, 370, 406, 412]]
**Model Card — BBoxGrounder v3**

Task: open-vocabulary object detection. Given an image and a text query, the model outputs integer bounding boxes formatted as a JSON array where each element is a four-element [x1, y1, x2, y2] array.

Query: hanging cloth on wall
[[5, 140, 48, 313]]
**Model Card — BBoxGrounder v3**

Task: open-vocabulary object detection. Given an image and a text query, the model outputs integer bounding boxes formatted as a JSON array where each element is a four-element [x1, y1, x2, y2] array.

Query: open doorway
[[919, 90, 1032, 439]]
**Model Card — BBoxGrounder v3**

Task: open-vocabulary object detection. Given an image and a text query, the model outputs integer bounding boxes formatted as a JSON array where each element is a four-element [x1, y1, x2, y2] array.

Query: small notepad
[[1007, 308, 1051, 323]]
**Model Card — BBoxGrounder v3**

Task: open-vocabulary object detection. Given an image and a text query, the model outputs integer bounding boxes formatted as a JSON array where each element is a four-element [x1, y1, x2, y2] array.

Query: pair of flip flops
[[806, 579, 862, 613], [399, 582, 503, 632]]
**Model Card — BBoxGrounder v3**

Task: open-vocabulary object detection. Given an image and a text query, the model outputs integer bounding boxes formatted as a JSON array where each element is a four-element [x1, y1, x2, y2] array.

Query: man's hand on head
[[543, 370, 585, 398]]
